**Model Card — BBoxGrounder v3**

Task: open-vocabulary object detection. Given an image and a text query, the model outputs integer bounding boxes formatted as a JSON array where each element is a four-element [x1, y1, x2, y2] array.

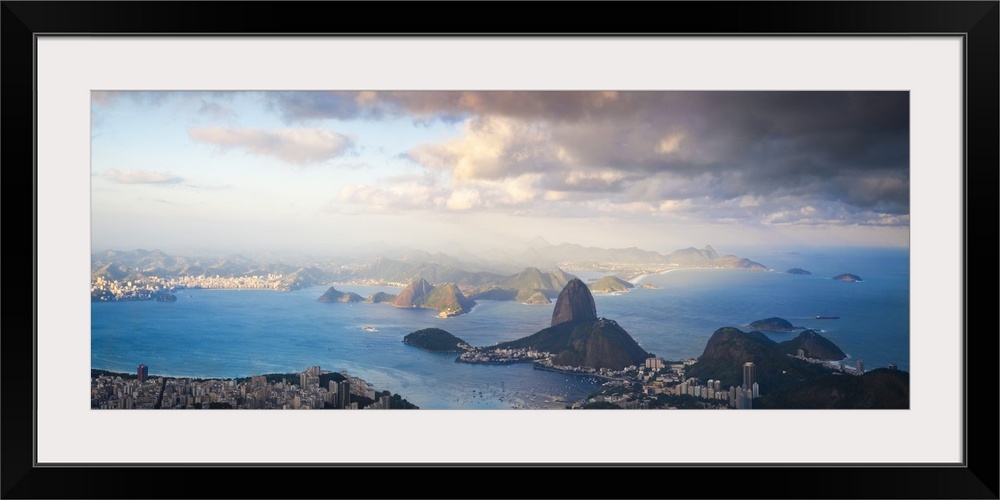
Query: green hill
[[316, 287, 364, 303], [366, 291, 397, 303], [777, 330, 847, 360], [748, 317, 796, 332], [403, 328, 470, 353], [685, 327, 833, 391], [469, 287, 518, 301], [467, 267, 575, 304], [521, 290, 551, 304], [589, 276, 634, 293], [359, 257, 504, 286], [498, 267, 574, 295]]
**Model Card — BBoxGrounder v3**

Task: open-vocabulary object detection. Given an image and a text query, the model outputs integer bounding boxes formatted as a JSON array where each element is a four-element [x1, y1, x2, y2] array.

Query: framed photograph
[[5, 2, 996, 498]]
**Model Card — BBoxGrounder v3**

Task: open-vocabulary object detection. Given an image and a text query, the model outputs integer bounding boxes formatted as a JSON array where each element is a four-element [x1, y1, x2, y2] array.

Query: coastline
[[532, 363, 616, 381]]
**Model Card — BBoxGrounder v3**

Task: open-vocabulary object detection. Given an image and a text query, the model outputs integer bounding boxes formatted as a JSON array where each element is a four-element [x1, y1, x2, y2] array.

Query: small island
[[393, 279, 476, 317], [589, 276, 635, 293], [832, 273, 863, 282], [748, 317, 797, 333], [786, 268, 812, 275], [640, 283, 659, 289], [402, 328, 470, 353], [316, 287, 365, 303]]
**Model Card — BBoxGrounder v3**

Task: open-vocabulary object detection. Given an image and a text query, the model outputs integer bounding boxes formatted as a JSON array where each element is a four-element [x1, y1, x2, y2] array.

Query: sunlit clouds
[[188, 127, 354, 165], [92, 90, 910, 254]]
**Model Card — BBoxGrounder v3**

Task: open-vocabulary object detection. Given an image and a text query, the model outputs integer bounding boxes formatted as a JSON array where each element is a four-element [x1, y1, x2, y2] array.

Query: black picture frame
[[3, 2, 997, 498]]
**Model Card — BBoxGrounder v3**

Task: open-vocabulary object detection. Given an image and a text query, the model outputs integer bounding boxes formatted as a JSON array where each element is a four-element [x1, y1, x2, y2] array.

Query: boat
[[361, 325, 377, 332], [815, 315, 840, 320]]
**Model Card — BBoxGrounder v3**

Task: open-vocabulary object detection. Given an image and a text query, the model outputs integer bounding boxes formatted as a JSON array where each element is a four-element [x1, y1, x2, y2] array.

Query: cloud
[[188, 127, 354, 165], [267, 91, 908, 227], [104, 168, 184, 185], [446, 189, 481, 211], [335, 183, 446, 212], [196, 100, 237, 122], [407, 116, 558, 181]]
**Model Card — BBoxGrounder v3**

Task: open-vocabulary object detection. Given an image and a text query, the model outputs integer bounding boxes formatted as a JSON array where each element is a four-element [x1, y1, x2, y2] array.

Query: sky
[[91, 91, 909, 258]]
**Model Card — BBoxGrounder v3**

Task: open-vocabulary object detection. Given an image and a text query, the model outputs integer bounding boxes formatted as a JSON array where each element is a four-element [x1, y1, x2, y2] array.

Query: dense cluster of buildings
[[579, 358, 763, 409], [91, 273, 294, 301], [585, 350, 879, 409], [91, 365, 396, 410], [457, 347, 548, 365]]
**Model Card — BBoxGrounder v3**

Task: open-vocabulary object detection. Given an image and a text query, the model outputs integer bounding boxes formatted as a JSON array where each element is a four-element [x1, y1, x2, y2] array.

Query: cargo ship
[[815, 315, 840, 320]]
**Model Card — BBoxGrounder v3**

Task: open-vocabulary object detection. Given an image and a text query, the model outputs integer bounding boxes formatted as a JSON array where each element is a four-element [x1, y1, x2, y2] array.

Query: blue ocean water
[[91, 247, 909, 409]]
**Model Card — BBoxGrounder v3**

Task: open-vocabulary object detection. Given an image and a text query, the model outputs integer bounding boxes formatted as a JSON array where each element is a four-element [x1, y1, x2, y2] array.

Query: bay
[[91, 246, 909, 409]]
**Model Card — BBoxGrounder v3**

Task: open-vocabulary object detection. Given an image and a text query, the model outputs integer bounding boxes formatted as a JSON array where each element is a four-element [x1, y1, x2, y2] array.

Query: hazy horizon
[[92, 91, 909, 256]]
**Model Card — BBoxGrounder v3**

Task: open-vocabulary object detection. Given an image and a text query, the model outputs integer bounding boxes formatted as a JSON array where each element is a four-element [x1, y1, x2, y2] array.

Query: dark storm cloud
[[269, 91, 909, 225]]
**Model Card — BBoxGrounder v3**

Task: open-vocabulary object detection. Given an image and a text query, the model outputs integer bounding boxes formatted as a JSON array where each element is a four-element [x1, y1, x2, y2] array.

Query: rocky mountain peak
[[551, 278, 598, 327]]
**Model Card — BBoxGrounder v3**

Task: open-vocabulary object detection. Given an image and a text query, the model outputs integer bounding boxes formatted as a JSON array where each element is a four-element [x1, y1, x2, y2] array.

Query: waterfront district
[[91, 247, 907, 410], [92, 366, 415, 410], [92, 348, 883, 410]]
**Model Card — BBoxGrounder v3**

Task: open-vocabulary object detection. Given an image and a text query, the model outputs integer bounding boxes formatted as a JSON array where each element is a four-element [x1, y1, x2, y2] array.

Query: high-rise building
[[752, 382, 759, 398], [339, 380, 350, 409], [645, 357, 664, 371], [742, 362, 756, 391], [855, 359, 864, 375], [137, 364, 148, 383]]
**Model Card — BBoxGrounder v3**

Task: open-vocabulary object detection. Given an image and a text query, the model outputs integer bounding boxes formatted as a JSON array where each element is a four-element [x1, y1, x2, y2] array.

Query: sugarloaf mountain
[[494, 278, 650, 370]]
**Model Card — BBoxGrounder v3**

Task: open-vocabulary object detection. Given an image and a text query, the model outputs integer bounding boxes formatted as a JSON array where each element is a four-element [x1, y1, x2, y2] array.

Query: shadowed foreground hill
[[756, 368, 909, 409], [686, 327, 838, 391], [686, 327, 907, 408]]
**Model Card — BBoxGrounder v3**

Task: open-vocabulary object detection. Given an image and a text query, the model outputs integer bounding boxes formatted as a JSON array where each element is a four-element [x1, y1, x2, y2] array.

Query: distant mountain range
[[92, 243, 769, 294], [91, 248, 337, 290]]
